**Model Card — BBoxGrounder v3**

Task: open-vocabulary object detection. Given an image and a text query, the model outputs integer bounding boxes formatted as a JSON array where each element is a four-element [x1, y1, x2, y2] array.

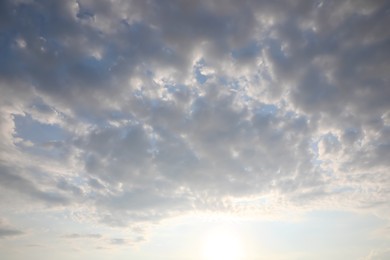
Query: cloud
[[108, 235, 146, 247], [0, 165, 70, 206], [63, 233, 102, 239], [364, 248, 390, 260], [0, 219, 24, 239], [0, 0, 389, 245], [0, 228, 24, 238]]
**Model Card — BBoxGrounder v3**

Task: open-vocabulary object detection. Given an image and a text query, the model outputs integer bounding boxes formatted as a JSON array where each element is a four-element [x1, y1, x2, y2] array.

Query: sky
[[0, 0, 390, 259]]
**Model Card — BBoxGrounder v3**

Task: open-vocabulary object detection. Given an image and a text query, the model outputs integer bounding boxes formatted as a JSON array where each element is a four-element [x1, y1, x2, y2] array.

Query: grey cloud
[[88, 177, 105, 190], [110, 238, 127, 245], [0, 0, 253, 116], [0, 0, 389, 232], [258, 0, 390, 190], [0, 165, 69, 205], [56, 178, 83, 196], [365, 248, 390, 260], [63, 233, 102, 239], [0, 227, 24, 238], [0, 219, 24, 238], [71, 82, 324, 225], [102, 189, 187, 211], [109, 234, 146, 246]]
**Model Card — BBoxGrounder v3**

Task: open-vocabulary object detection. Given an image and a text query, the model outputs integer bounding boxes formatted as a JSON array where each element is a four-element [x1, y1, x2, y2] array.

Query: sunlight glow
[[201, 226, 245, 260]]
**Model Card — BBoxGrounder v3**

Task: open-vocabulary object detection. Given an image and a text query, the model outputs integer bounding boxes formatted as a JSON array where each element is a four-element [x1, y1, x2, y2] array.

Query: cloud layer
[[0, 0, 389, 248]]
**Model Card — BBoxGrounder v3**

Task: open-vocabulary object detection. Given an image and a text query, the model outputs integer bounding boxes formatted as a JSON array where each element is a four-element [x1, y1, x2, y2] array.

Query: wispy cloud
[[0, 219, 24, 239]]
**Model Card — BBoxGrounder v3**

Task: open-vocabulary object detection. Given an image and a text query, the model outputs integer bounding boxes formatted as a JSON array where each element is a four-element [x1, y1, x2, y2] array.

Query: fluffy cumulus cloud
[[0, 0, 389, 250]]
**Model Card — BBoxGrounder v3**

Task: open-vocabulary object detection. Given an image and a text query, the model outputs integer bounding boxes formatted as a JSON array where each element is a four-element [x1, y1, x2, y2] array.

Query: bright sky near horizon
[[0, 0, 390, 259]]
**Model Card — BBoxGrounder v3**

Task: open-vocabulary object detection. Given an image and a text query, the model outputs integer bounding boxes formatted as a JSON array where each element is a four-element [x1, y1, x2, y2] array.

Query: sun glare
[[201, 226, 245, 260]]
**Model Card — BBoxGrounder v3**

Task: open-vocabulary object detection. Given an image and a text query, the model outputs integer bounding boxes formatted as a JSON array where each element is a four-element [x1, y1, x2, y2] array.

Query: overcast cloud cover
[[0, 0, 389, 259]]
